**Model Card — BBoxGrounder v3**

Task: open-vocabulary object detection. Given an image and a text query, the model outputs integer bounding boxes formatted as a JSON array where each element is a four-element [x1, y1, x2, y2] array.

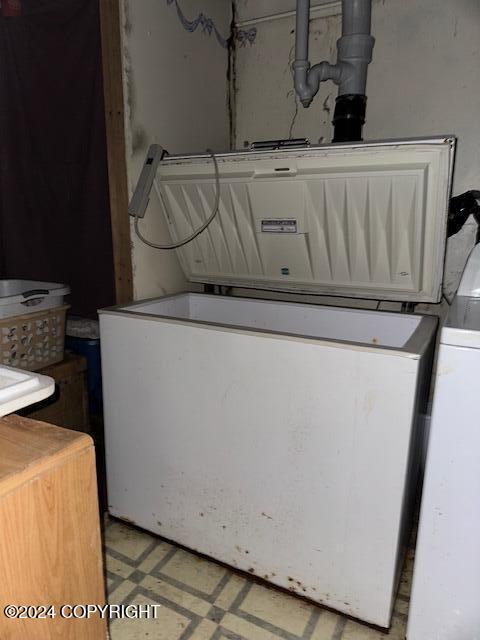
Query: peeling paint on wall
[[235, 27, 257, 47], [166, 0, 229, 48], [166, 0, 257, 49]]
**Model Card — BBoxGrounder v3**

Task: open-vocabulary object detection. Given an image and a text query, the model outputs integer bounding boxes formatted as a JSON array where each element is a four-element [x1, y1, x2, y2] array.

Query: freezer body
[[100, 293, 436, 627]]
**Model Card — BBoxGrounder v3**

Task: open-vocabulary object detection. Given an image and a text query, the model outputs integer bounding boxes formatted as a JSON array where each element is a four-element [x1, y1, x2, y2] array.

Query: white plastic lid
[[0, 366, 54, 417]]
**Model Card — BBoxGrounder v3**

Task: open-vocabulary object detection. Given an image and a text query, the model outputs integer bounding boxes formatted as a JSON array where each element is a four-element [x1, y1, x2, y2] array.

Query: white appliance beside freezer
[[100, 137, 455, 628], [407, 244, 480, 640]]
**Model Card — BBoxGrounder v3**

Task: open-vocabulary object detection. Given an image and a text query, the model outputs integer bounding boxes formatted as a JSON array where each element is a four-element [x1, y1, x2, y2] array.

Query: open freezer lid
[[153, 137, 455, 302]]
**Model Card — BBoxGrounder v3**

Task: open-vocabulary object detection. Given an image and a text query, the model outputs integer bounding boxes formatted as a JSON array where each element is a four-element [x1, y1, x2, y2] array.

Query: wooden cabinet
[[0, 415, 106, 639], [25, 354, 90, 433]]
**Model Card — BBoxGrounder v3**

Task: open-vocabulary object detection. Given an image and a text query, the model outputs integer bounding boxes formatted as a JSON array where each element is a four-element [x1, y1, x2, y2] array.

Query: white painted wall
[[121, 0, 231, 299], [234, 0, 480, 300]]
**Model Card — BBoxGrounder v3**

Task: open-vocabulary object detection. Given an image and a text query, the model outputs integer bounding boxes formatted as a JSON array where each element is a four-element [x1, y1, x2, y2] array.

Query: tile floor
[[104, 517, 413, 640]]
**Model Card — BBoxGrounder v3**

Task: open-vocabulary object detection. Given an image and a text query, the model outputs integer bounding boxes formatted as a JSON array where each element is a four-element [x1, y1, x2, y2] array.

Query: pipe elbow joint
[[293, 59, 342, 108], [310, 61, 342, 87], [292, 59, 314, 107]]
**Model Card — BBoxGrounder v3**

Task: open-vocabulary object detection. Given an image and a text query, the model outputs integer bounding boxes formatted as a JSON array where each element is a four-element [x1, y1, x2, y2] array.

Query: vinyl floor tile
[[104, 518, 410, 640]]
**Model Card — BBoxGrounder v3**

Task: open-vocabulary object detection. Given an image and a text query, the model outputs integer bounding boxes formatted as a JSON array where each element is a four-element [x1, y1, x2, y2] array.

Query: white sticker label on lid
[[261, 219, 297, 233]]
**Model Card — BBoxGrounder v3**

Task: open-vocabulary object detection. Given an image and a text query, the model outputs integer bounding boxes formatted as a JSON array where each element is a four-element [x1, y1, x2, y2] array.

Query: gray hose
[[134, 151, 221, 251]]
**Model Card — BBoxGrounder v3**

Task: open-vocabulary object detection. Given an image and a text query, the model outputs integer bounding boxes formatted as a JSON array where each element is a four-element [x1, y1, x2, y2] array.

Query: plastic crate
[[0, 305, 69, 371]]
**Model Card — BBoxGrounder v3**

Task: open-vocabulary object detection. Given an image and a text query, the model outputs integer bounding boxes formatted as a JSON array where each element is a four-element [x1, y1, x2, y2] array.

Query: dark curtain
[[0, 0, 116, 318]]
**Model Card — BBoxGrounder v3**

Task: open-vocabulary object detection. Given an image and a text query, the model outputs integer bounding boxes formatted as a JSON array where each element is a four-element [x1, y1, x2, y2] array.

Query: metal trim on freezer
[[162, 135, 456, 163], [99, 294, 438, 357]]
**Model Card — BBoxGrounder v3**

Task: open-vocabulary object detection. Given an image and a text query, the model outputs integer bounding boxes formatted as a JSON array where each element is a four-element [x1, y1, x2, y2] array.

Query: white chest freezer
[[100, 137, 455, 628]]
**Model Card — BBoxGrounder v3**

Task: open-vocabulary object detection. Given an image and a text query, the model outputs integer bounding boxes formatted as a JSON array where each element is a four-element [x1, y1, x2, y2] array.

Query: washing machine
[[407, 242, 480, 639], [100, 136, 455, 628]]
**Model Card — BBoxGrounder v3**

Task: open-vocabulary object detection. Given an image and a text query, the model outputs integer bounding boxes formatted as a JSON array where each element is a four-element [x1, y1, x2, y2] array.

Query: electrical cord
[[134, 150, 221, 250]]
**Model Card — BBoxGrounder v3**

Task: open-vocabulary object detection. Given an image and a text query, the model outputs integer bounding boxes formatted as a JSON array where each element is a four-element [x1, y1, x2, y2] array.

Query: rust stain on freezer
[[364, 391, 376, 417]]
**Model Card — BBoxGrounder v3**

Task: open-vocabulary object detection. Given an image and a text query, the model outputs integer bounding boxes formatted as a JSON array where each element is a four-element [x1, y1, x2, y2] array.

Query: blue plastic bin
[[65, 335, 103, 414]]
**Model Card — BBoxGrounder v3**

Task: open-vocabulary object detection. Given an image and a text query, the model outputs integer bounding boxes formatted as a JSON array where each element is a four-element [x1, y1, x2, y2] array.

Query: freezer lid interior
[[151, 137, 455, 303]]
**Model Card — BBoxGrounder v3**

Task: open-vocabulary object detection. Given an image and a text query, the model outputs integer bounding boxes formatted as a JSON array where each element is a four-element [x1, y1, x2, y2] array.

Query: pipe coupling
[[336, 33, 375, 95]]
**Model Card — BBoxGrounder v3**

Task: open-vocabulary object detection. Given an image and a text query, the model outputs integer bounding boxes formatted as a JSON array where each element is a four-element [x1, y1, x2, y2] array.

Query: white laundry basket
[[0, 281, 70, 371], [0, 280, 70, 318]]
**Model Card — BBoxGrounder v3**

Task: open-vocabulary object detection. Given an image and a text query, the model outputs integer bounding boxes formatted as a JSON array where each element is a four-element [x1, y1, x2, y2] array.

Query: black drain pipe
[[293, 0, 375, 143], [332, 94, 367, 143]]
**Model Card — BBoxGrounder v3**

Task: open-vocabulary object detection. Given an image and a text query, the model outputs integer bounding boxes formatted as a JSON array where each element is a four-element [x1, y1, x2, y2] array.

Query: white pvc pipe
[[293, 0, 375, 104], [235, 2, 341, 28]]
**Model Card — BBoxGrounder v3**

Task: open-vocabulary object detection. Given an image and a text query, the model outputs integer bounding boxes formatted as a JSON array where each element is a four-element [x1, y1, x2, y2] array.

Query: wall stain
[[363, 391, 375, 418], [123, 0, 132, 36], [323, 94, 332, 115], [287, 44, 299, 139], [132, 125, 148, 155], [227, 1, 237, 148], [121, 1, 136, 139], [123, 48, 136, 127]]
